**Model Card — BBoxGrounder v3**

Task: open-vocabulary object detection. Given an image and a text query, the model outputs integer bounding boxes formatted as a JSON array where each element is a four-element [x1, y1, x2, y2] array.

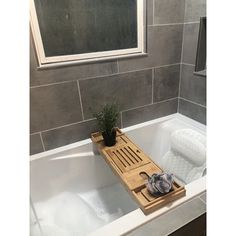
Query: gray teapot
[[140, 172, 174, 197]]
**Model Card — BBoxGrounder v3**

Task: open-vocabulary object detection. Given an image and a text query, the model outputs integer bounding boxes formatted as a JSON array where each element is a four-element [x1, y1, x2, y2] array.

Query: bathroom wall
[[30, 0, 186, 154], [178, 0, 207, 124]]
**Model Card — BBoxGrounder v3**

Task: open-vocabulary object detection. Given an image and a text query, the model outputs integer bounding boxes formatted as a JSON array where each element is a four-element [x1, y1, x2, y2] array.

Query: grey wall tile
[[42, 114, 122, 151], [119, 25, 183, 72], [30, 1, 203, 153], [127, 198, 206, 236], [185, 0, 206, 23], [154, 64, 180, 102], [169, 213, 206, 236], [79, 70, 152, 119], [30, 37, 118, 87], [42, 119, 98, 150], [154, 0, 185, 24], [147, 0, 154, 26], [179, 98, 206, 124], [122, 98, 178, 127], [182, 23, 199, 65], [30, 82, 83, 133], [180, 64, 206, 106], [30, 133, 44, 155]]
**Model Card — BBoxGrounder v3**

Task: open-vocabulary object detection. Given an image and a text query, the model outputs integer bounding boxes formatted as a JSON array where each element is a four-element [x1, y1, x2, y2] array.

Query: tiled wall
[[30, 0, 187, 155], [178, 0, 207, 124]]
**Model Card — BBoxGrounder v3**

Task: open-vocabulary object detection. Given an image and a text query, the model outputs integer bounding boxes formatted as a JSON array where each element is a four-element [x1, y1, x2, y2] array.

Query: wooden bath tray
[[91, 128, 186, 215]]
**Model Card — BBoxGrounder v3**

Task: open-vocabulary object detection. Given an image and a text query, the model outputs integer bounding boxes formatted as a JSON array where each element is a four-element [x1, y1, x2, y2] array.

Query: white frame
[[30, 0, 146, 68]]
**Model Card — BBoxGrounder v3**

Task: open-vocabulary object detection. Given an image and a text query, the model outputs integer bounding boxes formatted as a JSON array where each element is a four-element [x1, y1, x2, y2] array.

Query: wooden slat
[[141, 188, 157, 202], [144, 188, 186, 214], [106, 150, 127, 173], [91, 128, 186, 215], [134, 191, 150, 206], [140, 187, 185, 208], [105, 143, 150, 173], [123, 163, 161, 190]]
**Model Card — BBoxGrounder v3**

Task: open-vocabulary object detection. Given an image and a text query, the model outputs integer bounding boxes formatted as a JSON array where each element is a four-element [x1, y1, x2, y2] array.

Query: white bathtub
[[30, 113, 206, 236]]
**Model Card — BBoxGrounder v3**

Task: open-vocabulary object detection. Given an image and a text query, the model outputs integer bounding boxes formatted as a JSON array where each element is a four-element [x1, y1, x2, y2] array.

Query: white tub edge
[[31, 113, 206, 162], [30, 114, 176, 161], [88, 176, 206, 236], [30, 113, 207, 235]]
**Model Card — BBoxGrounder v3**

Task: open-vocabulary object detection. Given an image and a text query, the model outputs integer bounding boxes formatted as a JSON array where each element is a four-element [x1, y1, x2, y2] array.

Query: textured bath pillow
[[170, 129, 206, 167]]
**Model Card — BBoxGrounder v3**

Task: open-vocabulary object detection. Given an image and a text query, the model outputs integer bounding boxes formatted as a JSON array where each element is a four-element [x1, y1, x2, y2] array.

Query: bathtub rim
[[30, 113, 206, 162], [30, 113, 206, 235], [87, 176, 206, 236]]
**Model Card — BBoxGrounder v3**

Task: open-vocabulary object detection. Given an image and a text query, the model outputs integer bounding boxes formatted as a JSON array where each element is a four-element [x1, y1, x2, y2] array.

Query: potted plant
[[93, 102, 119, 147]]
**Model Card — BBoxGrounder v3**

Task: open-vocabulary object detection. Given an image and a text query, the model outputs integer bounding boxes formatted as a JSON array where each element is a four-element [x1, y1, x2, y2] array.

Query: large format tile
[[122, 98, 178, 127], [127, 198, 206, 236], [79, 70, 152, 119], [154, 0, 185, 24], [42, 114, 122, 151], [169, 213, 206, 236], [147, 0, 154, 26], [182, 23, 200, 65], [30, 133, 44, 155], [184, 0, 206, 23], [179, 98, 206, 125], [154, 64, 180, 102], [180, 64, 206, 106], [119, 25, 183, 72], [41, 119, 98, 150], [30, 82, 83, 133], [30, 36, 118, 87]]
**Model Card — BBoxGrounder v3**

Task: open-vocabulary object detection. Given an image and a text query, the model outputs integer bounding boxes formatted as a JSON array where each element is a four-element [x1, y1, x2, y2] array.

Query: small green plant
[[93, 102, 119, 135]]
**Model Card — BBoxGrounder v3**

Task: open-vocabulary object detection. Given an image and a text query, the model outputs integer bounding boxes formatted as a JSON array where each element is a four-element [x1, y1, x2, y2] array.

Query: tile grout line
[[36, 118, 96, 134], [39, 132, 46, 152], [182, 62, 195, 67], [100, 63, 181, 78], [30, 80, 74, 89], [33, 98, 179, 136], [153, 0, 155, 25], [120, 112, 123, 129], [183, 21, 200, 25], [149, 21, 199, 27], [179, 97, 206, 108], [183, 0, 187, 24], [30, 132, 41, 136], [30, 63, 181, 89], [122, 97, 178, 113], [178, 1, 186, 112], [152, 68, 154, 104], [177, 64, 183, 113], [116, 60, 120, 73], [76, 80, 85, 120]]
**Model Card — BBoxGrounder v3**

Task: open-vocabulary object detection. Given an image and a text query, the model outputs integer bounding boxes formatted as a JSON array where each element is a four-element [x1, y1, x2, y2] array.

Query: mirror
[[195, 17, 206, 77], [30, 0, 146, 67]]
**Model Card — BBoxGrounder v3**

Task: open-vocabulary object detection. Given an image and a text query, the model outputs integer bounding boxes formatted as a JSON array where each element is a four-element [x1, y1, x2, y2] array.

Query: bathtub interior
[[30, 115, 206, 236], [125, 116, 206, 185], [124, 116, 205, 165], [30, 144, 138, 236]]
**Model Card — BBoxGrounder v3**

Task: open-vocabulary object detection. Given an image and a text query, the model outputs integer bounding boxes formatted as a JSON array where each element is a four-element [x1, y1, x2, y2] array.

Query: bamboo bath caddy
[[91, 128, 186, 215]]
